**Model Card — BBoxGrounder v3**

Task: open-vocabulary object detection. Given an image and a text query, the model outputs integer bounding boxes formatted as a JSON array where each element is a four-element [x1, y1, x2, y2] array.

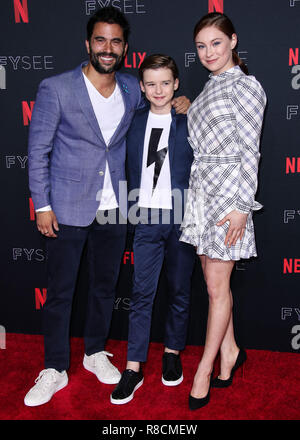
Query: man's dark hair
[[86, 6, 130, 43]]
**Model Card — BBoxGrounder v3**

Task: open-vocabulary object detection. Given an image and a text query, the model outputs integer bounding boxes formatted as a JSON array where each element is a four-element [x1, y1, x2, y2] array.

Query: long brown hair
[[193, 12, 248, 75]]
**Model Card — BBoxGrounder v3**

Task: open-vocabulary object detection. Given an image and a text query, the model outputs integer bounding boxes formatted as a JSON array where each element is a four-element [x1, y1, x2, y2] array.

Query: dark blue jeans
[[127, 214, 195, 362]]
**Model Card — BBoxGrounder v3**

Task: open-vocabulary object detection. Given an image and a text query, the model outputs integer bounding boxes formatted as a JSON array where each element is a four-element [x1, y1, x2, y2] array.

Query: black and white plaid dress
[[180, 66, 266, 261]]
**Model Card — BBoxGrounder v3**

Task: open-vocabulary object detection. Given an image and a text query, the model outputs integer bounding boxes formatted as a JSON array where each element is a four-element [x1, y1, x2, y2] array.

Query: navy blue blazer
[[126, 106, 193, 217]]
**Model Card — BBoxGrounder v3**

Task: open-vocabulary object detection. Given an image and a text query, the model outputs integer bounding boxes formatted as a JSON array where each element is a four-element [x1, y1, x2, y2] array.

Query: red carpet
[[0, 334, 299, 420]]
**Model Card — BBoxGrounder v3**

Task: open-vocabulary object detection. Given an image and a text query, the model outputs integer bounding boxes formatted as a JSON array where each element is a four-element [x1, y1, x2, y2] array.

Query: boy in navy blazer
[[111, 55, 196, 405]]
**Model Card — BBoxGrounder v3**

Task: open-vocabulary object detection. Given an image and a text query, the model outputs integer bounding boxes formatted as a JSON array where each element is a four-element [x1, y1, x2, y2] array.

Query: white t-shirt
[[138, 111, 172, 209], [83, 73, 125, 210]]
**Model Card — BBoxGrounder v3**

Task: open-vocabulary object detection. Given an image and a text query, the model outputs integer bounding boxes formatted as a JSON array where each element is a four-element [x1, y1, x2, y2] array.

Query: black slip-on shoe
[[162, 352, 183, 386], [110, 369, 144, 405]]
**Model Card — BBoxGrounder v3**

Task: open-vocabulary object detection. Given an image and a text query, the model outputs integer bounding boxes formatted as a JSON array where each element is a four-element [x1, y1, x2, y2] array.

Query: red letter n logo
[[29, 198, 35, 221], [14, 0, 29, 23], [22, 101, 35, 126], [289, 48, 299, 66], [208, 0, 224, 13], [35, 288, 47, 309]]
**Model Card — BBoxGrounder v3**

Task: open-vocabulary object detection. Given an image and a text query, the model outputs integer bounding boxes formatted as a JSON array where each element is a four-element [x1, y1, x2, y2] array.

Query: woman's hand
[[216, 210, 248, 247]]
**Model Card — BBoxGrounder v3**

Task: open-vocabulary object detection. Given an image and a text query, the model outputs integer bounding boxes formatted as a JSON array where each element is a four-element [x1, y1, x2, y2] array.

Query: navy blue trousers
[[43, 213, 126, 371], [127, 216, 195, 362]]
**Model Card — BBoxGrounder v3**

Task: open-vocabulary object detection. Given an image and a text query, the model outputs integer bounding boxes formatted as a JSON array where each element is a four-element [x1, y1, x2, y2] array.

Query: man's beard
[[89, 48, 124, 74]]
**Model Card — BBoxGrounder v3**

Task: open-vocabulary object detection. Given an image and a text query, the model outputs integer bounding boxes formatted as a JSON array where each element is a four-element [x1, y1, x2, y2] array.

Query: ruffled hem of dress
[[180, 226, 258, 261], [193, 249, 258, 261], [179, 225, 199, 248]]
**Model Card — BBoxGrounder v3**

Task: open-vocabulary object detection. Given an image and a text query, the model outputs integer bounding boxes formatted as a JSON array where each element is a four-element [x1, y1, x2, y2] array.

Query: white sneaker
[[24, 369, 68, 407], [83, 351, 121, 384]]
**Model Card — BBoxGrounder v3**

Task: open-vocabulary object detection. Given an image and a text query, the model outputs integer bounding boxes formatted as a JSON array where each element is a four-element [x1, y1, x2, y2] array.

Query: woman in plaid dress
[[180, 13, 266, 410]]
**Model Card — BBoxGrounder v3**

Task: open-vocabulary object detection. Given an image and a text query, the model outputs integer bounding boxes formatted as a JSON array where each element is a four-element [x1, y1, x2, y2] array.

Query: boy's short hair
[[139, 54, 179, 82]]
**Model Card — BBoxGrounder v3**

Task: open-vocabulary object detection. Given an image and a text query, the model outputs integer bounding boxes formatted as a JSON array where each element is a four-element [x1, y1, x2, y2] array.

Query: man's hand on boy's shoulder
[[172, 96, 191, 114]]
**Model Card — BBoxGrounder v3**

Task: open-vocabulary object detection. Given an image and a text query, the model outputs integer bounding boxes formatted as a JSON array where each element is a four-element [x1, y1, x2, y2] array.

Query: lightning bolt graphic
[[146, 128, 168, 193]]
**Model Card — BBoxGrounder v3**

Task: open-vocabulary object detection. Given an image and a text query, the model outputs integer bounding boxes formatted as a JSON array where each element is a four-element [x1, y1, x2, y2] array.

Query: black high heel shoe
[[188, 373, 213, 410], [211, 348, 247, 388]]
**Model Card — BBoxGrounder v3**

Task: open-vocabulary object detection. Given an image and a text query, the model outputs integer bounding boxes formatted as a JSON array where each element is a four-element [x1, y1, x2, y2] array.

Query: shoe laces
[[34, 369, 58, 391]]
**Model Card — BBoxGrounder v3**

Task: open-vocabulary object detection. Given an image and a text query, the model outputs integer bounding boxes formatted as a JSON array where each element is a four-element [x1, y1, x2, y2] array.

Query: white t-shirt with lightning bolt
[[138, 111, 172, 209]]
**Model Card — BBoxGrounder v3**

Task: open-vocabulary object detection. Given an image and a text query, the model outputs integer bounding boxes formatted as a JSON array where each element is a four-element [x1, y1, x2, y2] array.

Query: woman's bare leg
[[217, 294, 239, 379], [190, 256, 235, 398]]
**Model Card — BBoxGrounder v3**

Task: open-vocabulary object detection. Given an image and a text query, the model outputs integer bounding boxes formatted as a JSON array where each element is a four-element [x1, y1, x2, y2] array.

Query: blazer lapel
[[73, 62, 106, 145], [135, 108, 149, 176]]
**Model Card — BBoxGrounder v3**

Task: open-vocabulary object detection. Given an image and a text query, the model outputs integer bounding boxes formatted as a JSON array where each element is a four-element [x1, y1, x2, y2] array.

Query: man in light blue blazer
[[25, 7, 190, 407]]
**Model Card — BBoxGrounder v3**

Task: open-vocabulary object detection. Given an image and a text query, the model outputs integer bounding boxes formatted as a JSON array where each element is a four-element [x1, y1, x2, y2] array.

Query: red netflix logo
[[22, 101, 35, 126], [286, 157, 300, 174], [123, 251, 134, 265], [35, 288, 47, 309], [124, 52, 146, 69], [283, 259, 300, 274], [14, 0, 29, 23], [208, 0, 224, 13], [289, 48, 299, 66]]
